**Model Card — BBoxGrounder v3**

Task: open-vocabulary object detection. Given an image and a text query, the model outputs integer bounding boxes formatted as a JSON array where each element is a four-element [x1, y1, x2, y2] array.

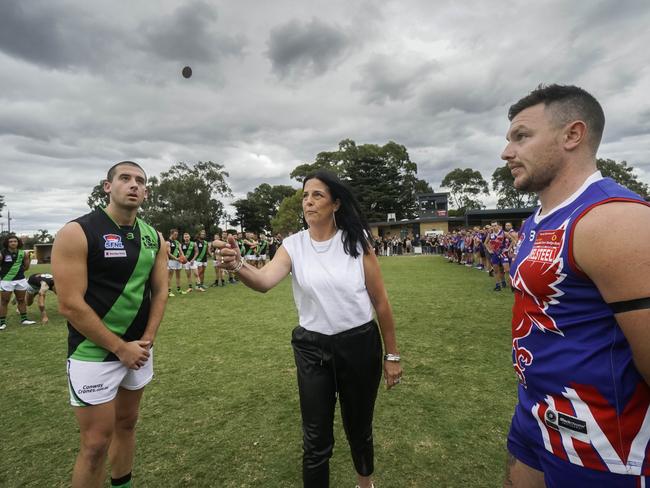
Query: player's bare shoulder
[[52, 221, 88, 255], [575, 200, 650, 242], [573, 200, 650, 296]]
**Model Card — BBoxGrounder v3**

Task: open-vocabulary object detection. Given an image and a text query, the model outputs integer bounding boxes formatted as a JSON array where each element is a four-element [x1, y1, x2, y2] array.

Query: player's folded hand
[[117, 340, 151, 369]]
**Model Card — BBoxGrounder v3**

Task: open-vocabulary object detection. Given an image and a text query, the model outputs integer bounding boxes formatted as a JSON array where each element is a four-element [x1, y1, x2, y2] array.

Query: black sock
[[111, 472, 132, 487]]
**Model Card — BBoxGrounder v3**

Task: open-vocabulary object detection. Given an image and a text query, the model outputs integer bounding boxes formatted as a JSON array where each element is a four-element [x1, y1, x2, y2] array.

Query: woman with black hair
[[215, 170, 401, 488]]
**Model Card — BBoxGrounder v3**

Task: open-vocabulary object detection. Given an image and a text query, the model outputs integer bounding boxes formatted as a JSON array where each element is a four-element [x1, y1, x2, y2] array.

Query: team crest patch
[[103, 234, 124, 249], [141, 235, 157, 249]]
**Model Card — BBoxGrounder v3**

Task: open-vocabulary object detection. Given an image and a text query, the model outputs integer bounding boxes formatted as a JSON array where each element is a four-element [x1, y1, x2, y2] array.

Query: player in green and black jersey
[[180, 232, 198, 292], [166, 228, 185, 296], [0, 234, 35, 328], [26, 272, 56, 324], [256, 233, 269, 268], [194, 229, 209, 290], [52, 161, 168, 488]]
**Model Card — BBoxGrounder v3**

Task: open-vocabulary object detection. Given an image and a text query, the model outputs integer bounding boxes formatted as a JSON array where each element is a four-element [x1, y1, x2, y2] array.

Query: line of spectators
[[372, 222, 522, 292]]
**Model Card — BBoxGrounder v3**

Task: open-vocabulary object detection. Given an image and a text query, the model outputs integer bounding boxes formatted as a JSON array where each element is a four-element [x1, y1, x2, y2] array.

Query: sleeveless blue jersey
[[510, 174, 650, 475]]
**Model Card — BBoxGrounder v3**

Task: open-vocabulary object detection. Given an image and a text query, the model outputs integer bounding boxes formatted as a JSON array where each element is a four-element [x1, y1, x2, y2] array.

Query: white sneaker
[[21, 319, 36, 325], [0, 323, 6, 330]]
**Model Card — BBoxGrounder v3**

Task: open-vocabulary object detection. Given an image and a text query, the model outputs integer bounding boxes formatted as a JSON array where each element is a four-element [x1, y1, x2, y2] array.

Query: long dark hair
[[2, 234, 23, 251], [303, 171, 372, 258]]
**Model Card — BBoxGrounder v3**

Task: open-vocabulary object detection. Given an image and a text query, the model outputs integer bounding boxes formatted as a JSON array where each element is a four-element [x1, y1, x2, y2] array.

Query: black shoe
[[488, 269, 494, 277], [210, 282, 219, 287], [493, 284, 502, 292], [220, 280, 225, 287], [501, 281, 507, 288]]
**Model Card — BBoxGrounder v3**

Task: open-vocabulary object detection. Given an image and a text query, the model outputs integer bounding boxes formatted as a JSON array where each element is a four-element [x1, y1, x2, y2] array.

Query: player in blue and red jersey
[[485, 221, 507, 291], [502, 84, 650, 487]]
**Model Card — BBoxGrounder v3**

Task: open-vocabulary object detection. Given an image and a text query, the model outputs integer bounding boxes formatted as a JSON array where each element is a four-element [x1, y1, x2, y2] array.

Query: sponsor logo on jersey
[[532, 383, 650, 475], [511, 220, 568, 386], [104, 250, 127, 258], [103, 234, 125, 249]]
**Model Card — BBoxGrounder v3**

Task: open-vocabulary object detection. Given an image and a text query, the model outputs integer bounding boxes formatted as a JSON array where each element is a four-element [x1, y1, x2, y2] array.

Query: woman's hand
[[384, 360, 403, 390], [213, 236, 242, 271]]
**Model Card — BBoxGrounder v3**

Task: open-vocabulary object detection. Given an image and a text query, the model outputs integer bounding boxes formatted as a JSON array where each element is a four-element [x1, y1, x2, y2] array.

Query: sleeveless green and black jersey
[[243, 240, 256, 256], [68, 208, 160, 362], [181, 241, 195, 260], [168, 239, 181, 258], [195, 240, 208, 262], [257, 240, 268, 256], [0, 249, 26, 281]]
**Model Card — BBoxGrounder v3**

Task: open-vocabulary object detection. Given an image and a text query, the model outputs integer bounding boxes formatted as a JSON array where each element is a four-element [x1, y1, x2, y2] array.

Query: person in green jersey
[[52, 161, 168, 488], [25, 273, 56, 324], [210, 232, 225, 287], [166, 228, 186, 296], [255, 233, 269, 268], [0, 234, 35, 328], [180, 232, 198, 293], [193, 229, 209, 291], [242, 232, 258, 266]]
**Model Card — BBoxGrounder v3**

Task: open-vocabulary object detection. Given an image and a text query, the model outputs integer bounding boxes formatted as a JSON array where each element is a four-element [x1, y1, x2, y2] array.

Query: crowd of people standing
[[372, 221, 522, 292], [435, 222, 522, 291], [164, 229, 283, 296]]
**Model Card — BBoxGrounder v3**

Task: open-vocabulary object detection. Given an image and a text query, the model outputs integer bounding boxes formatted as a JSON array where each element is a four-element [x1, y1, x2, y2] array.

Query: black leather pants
[[291, 320, 383, 488]]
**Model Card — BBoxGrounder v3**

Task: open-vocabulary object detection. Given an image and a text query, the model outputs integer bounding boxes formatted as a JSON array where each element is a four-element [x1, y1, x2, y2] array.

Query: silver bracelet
[[384, 353, 401, 362], [231, 258, 244, 273]]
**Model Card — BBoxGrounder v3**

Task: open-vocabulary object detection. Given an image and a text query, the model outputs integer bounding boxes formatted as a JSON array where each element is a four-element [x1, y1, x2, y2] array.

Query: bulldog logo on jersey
[[511, 220, 569, 386], [103, 234, 125, 249]]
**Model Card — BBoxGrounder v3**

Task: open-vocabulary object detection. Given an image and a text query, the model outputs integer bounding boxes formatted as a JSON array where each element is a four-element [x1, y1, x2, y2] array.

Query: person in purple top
[[502, 84, 650, 487]]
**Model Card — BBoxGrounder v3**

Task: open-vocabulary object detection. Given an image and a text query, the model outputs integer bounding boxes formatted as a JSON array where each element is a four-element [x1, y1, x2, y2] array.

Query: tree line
[[78, 145, 650, 238]]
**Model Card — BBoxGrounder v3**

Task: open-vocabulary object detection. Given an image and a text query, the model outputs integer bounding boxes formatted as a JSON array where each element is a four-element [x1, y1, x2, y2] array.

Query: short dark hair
[[2, 234, 23, 250], [508, 84, 605, 153], [303, 170, 372, 258], [106, 161, 147, 183]]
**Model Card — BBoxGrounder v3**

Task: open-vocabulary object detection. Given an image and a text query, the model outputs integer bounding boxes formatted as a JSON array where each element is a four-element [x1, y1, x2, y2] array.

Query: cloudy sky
[[1, 0, 649, 234]]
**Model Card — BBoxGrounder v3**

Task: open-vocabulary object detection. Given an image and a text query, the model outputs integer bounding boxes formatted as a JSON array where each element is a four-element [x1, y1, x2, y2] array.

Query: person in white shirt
[[215, 170, 401, 488]]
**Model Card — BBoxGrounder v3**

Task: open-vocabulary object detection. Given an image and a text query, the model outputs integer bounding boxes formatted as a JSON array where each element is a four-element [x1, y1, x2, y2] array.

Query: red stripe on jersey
[[573, 437, 608, 471], [538, 401, 569, 460], [552, 394, 606, 470], [573, 382, 650, 467]]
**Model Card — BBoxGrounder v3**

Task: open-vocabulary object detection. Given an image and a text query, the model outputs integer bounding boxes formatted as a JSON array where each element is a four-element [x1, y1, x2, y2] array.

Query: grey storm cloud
[[353, 54, 439, 105], [267, 18, 352, 79], [143, 1, 246, 63], [0, 1, 116, 69]]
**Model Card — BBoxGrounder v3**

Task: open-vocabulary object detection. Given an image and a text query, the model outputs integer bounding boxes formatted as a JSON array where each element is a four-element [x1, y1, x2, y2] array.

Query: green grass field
[[0, 256, 517, 487]]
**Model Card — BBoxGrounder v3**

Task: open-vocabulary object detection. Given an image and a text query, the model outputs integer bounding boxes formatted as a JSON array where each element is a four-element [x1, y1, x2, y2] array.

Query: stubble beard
[[514, 152, 562, 194]]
